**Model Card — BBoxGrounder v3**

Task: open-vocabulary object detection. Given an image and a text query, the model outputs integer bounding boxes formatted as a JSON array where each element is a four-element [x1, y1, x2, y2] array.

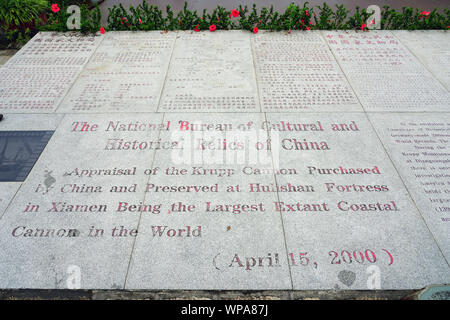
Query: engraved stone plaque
[[57, 32, 175, 113], [323, 31, 450, 112], [0, 32, 103, 113], [266, 112, 449, 289], [125, 113, 291, 289], [0, 30, 448, 292], [393, 31, 450, 91], [369, 113, 450, 262], [0, 114, 165, 289], [159, 31, 260, 112], [252, 31, 362, 112]]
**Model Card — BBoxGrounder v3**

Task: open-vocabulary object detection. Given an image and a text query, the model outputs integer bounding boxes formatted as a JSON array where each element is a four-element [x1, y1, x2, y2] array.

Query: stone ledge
[[0, 289, 421, 300], [0, 50, 16, 66]]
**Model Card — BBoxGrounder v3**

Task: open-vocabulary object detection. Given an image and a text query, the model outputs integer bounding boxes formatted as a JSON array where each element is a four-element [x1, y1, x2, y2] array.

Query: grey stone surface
[[266, 112, 449, 289], [159, 31, 260, 112], [0, 114, 64, 131], [252, 31, 362, 112], [0, 183, 20, 217], [323, 30, 450, 112], [0, 50, 16, 66], [0, 31, 449, 291], [393, 30, 450, 91], [0, 131, 54, 182], [0, 114, 165, 289], [369, 113, 450, 262], [0, 114, 64, 218], [57, 32, 175, 113], [0, 33, 103, 113], [125, 113, 292, 289]]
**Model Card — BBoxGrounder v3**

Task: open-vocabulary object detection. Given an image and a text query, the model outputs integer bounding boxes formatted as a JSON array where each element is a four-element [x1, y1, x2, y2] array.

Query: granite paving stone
[[323, 30, 450, 112], [57, 32, 176, 113], [0, 113, 165, 289], [266, 112, 449, 289], [393, 31, 450, 91], [0, 30, 448, 291], [0, 114, 64, 218], [0, 33, 103, 113], [252, 31, 363, 112], [159, 31, 260, 113], [125, 113, 292, 289], [369, 112, 450, 262]]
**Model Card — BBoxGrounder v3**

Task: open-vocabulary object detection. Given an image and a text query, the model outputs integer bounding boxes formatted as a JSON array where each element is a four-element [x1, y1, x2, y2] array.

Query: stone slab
[[0, 50, 16, 66], [0, 131, 54, 182], [323, 31, 450, 112], [0, 183, 20, 217], [57, 32, 175, 113], [266, 112, 449, 289], [159, 31, 260, 112], [0, 30, 449, 291], [418, 285, 450, 300], [393, 30, 450, 91], [369, 113, 450, 263], [0, 113, 64, 131], [0, 114, 64, 218], [4, 33, 101, 66], [0, 113, 167, 289], [125, 113, 292, 289], [252, 31, 362, 112], [0, 33, 103, 113], [0, 57, 9, 66]]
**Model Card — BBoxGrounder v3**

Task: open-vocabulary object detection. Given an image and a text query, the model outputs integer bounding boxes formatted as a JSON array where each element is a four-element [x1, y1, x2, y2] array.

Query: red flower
[[306, 10, 309, 16], [231, 9, 239, 18], [306, 27, 311, 31], [139, 18, 142, 24], [309, 21, 313, 25], [209, 24, 216, 32], [419, 11, 431, 19], [100, 27, 105, 34], [361, 23, 367, 30], [51, 3, 60, 13], [370, 19, 375, 25], [194, 24, 200, 32], [253, 27, 258, 34]]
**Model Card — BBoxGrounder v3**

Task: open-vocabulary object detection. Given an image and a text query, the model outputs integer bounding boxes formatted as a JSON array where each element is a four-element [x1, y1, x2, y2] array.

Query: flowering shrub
[[381, 6, 448, 29], [0, 0, 49, 48], [104, 2, 450, 32], [40, 0, 101, 33], [39, 1, 450, 34]]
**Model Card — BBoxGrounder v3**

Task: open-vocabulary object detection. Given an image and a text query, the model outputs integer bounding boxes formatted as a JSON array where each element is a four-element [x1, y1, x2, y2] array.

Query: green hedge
[[104, 2, 450, 32], [40, 2, 101, 33], [2, 1, 450, 48], [0, 0, 49, 48]]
